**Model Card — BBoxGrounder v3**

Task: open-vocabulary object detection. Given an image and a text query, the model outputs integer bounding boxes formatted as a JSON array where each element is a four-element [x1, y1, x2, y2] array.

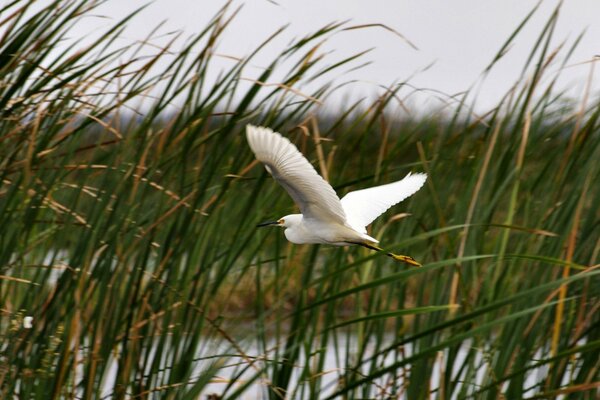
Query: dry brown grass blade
[[551, 171, 591, 357], [235, 159, 261, 178], [417, 141, 447, 231], [41, 194, 91, 228], [523, 263, 600, 338], [451, 119, 502, 308], [0, 275, 34, 285], [138, 190, 198, 238], [310, 116, 329, 182], [342, 23, 419, 51], [528, 381, 600, 399], [38, 164, 205, 213], [239, 77, 323, 104], [374, 112, 389, 182], [493, 225, 557, 237], [77, 111, 124, 140]]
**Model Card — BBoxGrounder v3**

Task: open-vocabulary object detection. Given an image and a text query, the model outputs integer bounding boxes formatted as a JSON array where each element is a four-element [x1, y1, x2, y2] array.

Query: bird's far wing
[[246, 125, 347, 224], [340, 172, 427, 233]]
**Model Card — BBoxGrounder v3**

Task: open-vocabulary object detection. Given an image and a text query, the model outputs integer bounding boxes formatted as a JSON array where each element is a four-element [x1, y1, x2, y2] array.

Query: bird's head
[[256, 214, 300, 228]]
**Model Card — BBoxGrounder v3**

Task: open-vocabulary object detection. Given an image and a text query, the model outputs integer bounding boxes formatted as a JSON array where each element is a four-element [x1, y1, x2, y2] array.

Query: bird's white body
[[246, 125, 427, 256], [280, 214, 376, 246]]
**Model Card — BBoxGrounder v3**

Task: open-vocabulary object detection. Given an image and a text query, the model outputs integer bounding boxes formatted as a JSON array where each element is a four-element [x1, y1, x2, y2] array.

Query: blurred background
[[1, 1, 599, 398], [80, 0, 600, 110]]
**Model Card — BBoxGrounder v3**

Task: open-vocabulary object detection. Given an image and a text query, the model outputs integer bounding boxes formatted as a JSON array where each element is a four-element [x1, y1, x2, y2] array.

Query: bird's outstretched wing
[[246, 125, 347, 224], [340, 172, 427, 233]]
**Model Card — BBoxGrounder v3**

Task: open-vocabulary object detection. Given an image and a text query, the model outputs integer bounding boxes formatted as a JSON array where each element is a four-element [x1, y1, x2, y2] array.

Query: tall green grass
[[1, 1, 598, 398]]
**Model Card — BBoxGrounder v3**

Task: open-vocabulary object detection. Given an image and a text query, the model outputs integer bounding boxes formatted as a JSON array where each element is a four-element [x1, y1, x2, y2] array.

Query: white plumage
[[340, 173, 427, 234], [246, 125, 347, 225], [246, 125, 427, 266]]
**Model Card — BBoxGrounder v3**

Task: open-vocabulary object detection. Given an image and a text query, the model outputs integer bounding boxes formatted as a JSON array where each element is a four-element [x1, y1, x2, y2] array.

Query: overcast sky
[[82, 0, 600, 112]]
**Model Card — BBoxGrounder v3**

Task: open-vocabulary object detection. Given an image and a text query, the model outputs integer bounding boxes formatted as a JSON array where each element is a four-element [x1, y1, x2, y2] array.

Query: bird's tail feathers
[[362, 233, 379, 244]]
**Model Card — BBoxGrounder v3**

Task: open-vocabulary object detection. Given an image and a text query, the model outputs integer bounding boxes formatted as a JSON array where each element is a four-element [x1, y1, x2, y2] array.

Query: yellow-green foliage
[[1, 1, 598, 399]]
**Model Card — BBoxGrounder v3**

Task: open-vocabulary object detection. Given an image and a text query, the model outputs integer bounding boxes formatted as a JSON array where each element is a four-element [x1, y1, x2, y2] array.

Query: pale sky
[[80, 0, 600, 112]]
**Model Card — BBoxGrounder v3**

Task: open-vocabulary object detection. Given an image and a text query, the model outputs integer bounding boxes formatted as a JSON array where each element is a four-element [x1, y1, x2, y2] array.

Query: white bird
[[246, 125, 427, 266]]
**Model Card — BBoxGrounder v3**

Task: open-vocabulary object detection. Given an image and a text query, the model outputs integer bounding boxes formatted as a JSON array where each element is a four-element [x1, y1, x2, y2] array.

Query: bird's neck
[[283, 214, 307, 244]]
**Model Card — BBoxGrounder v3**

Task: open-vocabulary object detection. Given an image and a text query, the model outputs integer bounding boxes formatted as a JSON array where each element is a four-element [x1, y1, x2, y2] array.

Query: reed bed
[[1, 1, 598, 399]]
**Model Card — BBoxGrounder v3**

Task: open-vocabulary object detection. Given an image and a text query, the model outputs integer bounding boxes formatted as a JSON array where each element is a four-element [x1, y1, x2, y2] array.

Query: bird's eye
[[278, 219, 284, 225]]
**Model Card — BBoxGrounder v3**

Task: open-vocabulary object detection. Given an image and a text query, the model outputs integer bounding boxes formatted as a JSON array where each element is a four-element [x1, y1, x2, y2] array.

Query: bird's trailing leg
[[356, 242, 421, 267]]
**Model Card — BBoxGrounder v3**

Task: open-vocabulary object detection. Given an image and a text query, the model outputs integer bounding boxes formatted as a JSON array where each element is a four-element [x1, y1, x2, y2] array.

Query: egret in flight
[[246, 125, 427, 266]]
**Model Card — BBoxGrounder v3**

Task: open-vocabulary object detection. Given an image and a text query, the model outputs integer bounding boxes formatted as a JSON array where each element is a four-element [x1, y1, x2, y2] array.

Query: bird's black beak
[[256, 220, 280, 228]]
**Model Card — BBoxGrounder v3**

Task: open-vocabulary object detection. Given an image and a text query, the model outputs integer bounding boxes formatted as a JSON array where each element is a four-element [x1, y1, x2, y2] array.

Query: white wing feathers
[[246, 125, 347, 224], [340, 172, 427, 233], [246, 125, 426, 235]]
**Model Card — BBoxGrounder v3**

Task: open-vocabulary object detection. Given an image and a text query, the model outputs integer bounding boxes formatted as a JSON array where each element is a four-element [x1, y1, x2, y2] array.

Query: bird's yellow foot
[[388, 253, 421, 267]]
